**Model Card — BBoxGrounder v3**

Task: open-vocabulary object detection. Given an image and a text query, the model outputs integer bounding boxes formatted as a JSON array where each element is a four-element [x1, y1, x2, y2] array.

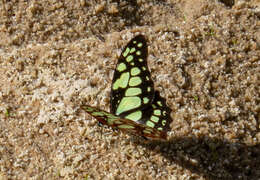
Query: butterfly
[[82, 35, 172, 140]]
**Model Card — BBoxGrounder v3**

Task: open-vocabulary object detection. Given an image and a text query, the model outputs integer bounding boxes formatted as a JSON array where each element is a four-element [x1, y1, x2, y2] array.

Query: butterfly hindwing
[[136, 91, 172, 132], [110, 35, 155, 118]]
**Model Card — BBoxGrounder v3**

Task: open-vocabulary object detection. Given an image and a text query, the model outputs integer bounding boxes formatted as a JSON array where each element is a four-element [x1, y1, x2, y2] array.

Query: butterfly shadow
[[136, 135, 260, 180]]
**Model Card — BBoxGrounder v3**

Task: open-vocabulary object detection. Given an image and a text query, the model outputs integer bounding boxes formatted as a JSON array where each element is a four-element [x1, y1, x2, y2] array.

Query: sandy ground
[[0, 0, 260, 179]]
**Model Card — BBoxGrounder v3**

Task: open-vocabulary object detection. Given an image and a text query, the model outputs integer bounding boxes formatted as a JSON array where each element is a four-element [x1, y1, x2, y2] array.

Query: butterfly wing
[[136, 91, 172, 132], [110, 35, 155, 117], [82, 105, 167, 140]]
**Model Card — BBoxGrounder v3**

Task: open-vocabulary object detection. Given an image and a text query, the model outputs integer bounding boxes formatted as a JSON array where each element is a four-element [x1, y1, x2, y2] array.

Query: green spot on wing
[[107, 116, 119, 125], [143, 97, 149, 104], [163, 111, 166, 116], [92, 111, 104, 116], [143, 128, 152, 134], [118, 124, 135, 129], [125, 110, 142, 121], [130, 67, 141, 76], [130, 48, 136, 53], [116, 97, 141, 115], [129, 77, 142, 86], [83, 106, 95, 112], [154, 109, 161, 116], [151, 115, 159, 123], [113, 72, 130, 90], [123, 47, 130, 57], [162, 120, 166, 126], [146, 121, 155, 128], [136, 51, 141, 56], [126, 55, 134, 62], [125, 88, 142, 96], [157, 101, 162, 106], [106, 113, 123, 124], [137, 42, 143, 47], [117, 63, 127, 72], [114, 120, 123, 124]]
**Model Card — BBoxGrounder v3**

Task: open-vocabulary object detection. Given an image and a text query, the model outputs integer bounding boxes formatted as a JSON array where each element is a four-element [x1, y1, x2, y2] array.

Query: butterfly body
[[83, 35, 172, 140]]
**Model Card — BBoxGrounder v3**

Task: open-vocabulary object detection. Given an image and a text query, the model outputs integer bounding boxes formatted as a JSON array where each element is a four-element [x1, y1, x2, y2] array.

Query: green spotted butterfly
[[82, 35, 172, 140]]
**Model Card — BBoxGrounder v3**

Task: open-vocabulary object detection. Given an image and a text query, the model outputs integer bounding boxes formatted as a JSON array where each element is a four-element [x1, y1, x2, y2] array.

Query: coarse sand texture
[[0, 0, 259, 179]]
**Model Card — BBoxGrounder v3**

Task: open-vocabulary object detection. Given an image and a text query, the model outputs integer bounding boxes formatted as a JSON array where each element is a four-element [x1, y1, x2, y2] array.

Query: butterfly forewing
[[110, 35, 155, 118]]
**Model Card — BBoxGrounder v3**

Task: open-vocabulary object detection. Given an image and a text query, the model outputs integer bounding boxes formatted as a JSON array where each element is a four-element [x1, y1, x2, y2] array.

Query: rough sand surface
[[0, 0, 260, 179]]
